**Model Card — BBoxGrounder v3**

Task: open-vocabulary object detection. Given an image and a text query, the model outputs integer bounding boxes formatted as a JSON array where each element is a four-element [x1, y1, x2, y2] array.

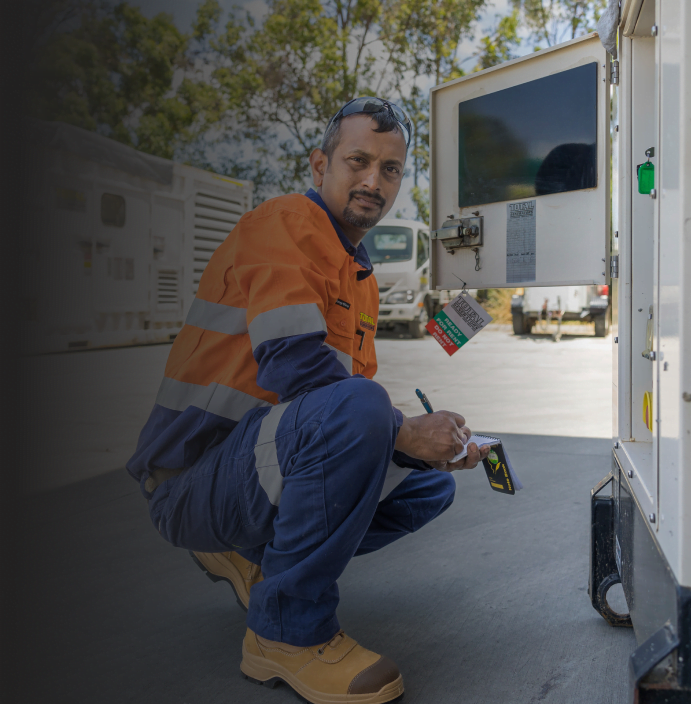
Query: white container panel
[[430, 34, 609, 290]]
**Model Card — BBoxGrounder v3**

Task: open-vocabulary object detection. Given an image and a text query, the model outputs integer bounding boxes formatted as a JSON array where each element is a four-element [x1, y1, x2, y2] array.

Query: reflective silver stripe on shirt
[[185, 297, 248, 336], [379, 462, 414, 502], [324, 343, 353, 374], [254, 402, 292, 506], [155, 377, 270, 421], [248, 303, 327, 350]]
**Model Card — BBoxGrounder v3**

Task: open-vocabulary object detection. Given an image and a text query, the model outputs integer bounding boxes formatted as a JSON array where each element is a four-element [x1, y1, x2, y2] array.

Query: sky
[[133, 0, 528, 221]]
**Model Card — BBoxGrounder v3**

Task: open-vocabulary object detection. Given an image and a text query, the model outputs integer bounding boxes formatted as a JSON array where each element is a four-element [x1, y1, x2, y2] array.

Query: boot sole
[[240, 643, 404, 704], [189, 551, 249, 612]]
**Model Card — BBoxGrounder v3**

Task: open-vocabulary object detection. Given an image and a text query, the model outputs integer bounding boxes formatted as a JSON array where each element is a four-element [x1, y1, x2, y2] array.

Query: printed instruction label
[[426, 292, 493, 356], [506, 200, 536, 283]]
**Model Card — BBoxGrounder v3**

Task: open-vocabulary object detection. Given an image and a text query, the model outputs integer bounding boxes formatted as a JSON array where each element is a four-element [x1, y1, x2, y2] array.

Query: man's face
[[309, 114, 406, 245]]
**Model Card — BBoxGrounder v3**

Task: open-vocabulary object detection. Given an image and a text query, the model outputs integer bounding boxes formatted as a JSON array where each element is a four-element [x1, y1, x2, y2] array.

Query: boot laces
[[317, 630, 344, 655]]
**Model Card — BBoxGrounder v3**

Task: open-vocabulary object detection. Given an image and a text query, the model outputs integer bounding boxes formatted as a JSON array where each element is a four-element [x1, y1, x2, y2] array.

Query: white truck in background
[[367, 218, 458, 338], [511, 284, 611, 337]]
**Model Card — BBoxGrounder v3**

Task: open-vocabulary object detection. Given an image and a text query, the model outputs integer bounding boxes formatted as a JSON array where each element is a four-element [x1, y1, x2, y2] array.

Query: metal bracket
[[589, 471, 633, 628], [431, 216, 484, 254], [611, 60, 619, 85], [610, 254, 619, 279]]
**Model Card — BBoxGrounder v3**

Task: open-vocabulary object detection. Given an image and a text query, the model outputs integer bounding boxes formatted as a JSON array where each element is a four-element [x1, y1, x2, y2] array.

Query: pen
[[415, 389, 434, 414]]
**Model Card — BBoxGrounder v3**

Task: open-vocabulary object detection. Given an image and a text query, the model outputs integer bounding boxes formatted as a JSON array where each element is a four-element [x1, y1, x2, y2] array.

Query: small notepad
[[451, 434, 501, 462], [452, 434, 523, 495]]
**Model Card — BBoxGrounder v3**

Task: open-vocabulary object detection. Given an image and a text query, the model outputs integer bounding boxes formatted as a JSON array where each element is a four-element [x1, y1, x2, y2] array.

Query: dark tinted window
[[101, 193, 126, 227], [458, 62, 598, 207], [362, 226, 413, 263]]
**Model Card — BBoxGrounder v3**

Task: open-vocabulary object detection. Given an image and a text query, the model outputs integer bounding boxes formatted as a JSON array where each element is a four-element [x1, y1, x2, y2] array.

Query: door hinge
[[610, 254, 619, 279], [611, 60, 619, 85]]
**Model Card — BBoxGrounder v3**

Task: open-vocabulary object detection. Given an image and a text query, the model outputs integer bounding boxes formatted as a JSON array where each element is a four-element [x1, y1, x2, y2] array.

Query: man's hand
[[395, 411, 491, 472]]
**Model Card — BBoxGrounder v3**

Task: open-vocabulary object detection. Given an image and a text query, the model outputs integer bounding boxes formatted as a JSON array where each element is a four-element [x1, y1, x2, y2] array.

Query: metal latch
[[611, 60, 619, 85], [431, 216, 483, 254], [610, 254, 619, 279]]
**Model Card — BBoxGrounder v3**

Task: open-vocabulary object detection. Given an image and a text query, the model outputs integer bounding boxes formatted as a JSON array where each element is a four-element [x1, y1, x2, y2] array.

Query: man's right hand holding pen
[[394, 389, 491, 472]]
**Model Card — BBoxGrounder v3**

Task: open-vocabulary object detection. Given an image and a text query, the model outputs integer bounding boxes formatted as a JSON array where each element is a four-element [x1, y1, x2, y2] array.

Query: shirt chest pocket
[[325, 303, 355, 341]]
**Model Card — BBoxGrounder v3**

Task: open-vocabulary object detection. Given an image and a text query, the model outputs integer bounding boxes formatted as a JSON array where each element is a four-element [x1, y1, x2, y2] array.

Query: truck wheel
[[409, 308, 429, 339], [594, 315, 609, 338], [512, 311, 527, 335]]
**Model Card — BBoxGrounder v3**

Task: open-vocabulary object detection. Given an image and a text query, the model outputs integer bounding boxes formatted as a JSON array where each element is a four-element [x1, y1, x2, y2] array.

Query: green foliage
[[511, 0, 606, 48], [28, 0, 607, 212], [410, 185, 429, 224], [381, 0, 487, 84], [28, 2, 202, 158], [205, 0, 392, 194], [474, 10, 521, 71]]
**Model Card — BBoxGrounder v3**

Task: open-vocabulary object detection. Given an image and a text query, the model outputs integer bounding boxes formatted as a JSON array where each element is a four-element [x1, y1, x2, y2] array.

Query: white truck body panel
[[522, 286, 592, 315]]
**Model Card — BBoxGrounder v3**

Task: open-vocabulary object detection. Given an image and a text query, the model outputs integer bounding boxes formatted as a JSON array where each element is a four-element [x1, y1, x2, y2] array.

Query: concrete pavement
[[19, 327, 636, 704], [23, 326, 612, 491], [376, 326, 612, 439], [24, 433, 634, 704]]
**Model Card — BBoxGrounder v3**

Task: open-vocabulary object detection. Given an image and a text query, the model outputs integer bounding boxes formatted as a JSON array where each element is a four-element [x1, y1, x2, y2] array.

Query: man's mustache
[[349, 189, 386, 208]]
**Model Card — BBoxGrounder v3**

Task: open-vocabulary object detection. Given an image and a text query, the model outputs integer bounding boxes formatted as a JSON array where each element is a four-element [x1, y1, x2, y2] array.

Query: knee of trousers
[[314, 378, 398, 495], [433, 471, 456, 512], [403, 469, 456, 518], [322, 378, 397, 452], [409, 471, 456, 530]]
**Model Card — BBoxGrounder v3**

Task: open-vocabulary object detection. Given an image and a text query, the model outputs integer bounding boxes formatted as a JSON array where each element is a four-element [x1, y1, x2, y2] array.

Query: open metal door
[[429, 33, 610, 290]]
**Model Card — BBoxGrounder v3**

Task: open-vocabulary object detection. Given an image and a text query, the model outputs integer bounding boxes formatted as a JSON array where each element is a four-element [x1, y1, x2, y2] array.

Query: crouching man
[[127, 97, 490, 704]]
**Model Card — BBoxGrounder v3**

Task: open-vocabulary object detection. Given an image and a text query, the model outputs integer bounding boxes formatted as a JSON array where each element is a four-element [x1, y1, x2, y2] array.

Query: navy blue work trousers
[[148, 378, 455, 646]]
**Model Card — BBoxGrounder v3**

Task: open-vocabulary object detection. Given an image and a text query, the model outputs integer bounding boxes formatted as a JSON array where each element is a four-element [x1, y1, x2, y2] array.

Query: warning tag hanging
[[425, 292, 493, 355]]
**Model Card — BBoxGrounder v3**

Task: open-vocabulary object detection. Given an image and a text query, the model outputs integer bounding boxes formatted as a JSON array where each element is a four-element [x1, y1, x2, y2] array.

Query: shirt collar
[[305, 188, 373, 280]]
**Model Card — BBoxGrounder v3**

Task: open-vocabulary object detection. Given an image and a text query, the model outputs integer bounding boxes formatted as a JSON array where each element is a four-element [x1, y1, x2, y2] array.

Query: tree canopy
[[28, 0, 605, 214]]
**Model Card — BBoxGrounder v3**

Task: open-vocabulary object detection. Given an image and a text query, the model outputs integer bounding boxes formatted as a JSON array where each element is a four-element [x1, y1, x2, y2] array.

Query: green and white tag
[[426, 292, 493, 355]]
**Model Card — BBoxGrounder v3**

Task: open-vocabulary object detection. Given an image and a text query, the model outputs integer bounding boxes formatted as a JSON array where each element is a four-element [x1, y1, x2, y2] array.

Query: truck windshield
[[362, 226, 413, 263]]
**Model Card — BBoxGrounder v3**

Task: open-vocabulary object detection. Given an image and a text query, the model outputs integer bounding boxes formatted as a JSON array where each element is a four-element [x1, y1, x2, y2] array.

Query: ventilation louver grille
[[193, 191, 244, 294], [157, 269, 179, 307]]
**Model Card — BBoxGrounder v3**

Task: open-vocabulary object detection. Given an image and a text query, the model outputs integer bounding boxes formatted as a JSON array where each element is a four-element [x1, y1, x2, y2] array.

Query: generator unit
[[22, 121, 252, 354], [428, 2, 690, 700]]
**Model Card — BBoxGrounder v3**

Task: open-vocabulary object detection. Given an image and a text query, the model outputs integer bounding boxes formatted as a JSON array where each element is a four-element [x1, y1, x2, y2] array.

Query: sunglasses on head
[[325, 97, 412, 147]]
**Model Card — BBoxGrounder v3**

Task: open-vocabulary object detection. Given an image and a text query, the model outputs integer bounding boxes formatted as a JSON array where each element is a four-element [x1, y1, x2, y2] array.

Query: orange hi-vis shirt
[[127, 189, 392, 488]]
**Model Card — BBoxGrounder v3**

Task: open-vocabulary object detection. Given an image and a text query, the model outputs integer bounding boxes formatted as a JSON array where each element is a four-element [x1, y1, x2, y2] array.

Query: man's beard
[[342, 189, 386, 229]]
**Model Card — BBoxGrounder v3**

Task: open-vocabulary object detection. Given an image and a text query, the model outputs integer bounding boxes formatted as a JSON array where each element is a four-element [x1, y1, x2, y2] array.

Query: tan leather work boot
[[189, 551, 263, 611], [240, 628, 404, 704]]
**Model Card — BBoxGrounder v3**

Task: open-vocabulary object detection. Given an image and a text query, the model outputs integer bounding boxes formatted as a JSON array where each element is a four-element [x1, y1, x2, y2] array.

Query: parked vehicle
[[367, 218, 455, 338], [511, 285, 610, 337]]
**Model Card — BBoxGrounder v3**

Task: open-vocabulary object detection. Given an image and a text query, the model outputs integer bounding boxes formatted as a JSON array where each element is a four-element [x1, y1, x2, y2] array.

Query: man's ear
[[309, 148, 328, 188]]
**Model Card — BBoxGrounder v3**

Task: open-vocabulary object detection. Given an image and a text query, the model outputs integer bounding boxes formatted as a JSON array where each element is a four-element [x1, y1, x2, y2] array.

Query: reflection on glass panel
[[458, 62, 598, 207], [363, 226, 413, 263]]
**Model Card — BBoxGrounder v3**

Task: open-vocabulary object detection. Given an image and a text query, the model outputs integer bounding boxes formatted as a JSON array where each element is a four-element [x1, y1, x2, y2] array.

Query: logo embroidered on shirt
[[336, 298, 351, 310], [359, 312, 375, 331]]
